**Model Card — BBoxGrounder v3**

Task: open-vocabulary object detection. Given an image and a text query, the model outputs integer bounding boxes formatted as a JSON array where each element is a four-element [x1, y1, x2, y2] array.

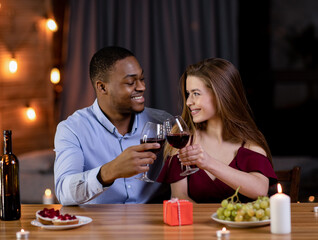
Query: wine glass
[[136, 122, 165, 183], [164, 116, 199, 176]]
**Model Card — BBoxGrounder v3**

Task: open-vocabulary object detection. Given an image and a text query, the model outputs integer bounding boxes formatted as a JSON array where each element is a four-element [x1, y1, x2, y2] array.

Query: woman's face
[[186, 76, 217, 123]]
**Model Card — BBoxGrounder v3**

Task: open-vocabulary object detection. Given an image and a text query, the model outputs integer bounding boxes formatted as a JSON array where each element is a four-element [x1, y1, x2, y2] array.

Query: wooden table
[[1, 203, 318, 239]]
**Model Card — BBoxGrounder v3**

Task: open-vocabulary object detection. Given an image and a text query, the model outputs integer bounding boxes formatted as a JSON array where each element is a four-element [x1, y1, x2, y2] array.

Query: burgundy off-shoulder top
[[156, 147, 277, 203]]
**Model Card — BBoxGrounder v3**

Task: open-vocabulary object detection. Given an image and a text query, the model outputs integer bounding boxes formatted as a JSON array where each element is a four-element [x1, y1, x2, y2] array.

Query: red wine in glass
[[136, 122, 165, 183], [140, 138, 165, 154], [164, 116, 199, 176], [166, 133, 190, 149]]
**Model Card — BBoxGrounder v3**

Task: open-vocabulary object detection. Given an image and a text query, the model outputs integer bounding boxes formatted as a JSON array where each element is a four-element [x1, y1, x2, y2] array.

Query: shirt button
[[127, 185, 131, 189]]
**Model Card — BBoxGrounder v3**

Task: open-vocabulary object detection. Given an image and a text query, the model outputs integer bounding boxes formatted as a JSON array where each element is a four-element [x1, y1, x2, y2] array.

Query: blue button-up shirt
[[54, 99, 172, 205]]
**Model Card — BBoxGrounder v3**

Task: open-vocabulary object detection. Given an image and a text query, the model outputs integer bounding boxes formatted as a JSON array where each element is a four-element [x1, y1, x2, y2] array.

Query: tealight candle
[[216, 227, 230, 238], [42, 188, 54, 204], [16, 229, 30, 239], [270, 183, 291, 234]]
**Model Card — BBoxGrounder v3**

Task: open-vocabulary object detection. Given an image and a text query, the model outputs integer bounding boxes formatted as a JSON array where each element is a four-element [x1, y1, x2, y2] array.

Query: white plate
[[31, 216, 92, 230], [211, 213, 270, 228]]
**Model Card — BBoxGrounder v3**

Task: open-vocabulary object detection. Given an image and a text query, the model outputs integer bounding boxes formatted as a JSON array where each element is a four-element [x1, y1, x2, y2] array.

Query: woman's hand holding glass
[[178, 144, 210, 170], [164, 116, 199, 176]]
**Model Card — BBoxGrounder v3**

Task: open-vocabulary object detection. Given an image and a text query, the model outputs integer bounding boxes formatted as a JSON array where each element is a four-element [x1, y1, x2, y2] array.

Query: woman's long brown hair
[[163, 58, 272, 164]]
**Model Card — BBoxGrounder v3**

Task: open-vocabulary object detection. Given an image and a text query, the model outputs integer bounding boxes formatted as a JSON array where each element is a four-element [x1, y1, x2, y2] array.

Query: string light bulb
[[46, 18, 58, 32], [26, 106, 36, 121], [9, 57, 18, 73], [50, 67, 60, 84]]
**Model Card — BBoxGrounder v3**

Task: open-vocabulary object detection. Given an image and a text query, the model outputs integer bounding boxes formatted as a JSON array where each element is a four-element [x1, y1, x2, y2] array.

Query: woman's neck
[[204, 118, 223, 143]]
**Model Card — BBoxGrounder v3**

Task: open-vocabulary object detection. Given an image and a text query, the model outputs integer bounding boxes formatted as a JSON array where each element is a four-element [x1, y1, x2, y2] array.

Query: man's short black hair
[[89, 46, 135, 86]]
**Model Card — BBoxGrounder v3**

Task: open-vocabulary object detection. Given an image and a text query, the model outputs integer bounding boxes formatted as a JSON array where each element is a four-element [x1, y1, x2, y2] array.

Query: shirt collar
[[93, 99, 139, 137]]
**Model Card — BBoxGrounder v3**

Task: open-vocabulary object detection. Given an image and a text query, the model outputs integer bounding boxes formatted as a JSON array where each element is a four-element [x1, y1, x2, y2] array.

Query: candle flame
[[222, 227, 227, 231], [277, 183, 282, 193], [45, 188, 52, 197]]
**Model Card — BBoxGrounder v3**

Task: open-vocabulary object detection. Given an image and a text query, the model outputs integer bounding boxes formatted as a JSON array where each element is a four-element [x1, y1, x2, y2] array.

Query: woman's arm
[[178, 144, 269, 199]]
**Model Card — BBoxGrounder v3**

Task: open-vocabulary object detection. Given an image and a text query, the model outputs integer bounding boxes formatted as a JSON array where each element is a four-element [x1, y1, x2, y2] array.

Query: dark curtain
[[60, 0, 238, 120]]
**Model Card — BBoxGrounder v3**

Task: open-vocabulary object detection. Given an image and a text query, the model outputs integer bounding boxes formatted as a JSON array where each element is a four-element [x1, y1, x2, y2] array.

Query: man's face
[[105, 56, 146, 115]]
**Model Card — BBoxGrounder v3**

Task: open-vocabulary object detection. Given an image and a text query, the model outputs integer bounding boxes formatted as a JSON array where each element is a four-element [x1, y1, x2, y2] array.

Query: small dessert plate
[[31, 216, 92, 230], [211, 213, 270, 228]]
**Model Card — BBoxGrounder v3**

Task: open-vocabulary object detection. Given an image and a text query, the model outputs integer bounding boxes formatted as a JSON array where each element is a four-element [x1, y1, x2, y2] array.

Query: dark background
[[53, 0, 318, 158], [51, 0, 318, 202], [238, 1, 317, 157]]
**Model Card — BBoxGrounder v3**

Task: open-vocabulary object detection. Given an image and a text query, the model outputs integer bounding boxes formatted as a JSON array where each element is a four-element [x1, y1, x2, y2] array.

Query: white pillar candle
[[42, 188, 54, 204], [270, 183, 291, 234]]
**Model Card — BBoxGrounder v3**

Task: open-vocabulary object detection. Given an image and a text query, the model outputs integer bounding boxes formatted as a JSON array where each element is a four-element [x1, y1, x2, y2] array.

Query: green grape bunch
[[216, 187, 270, 222]]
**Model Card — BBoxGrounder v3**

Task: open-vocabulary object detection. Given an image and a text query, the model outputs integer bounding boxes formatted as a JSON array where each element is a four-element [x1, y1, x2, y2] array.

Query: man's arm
[[54, 122, 161, 205], [55, 166, 105, 205], [54, 123, 106, 205], [97, 143, 161, 185]]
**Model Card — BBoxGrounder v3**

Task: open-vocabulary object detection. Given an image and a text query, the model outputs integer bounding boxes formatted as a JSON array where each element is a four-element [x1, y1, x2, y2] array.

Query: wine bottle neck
[[3, 130, 12, 155]]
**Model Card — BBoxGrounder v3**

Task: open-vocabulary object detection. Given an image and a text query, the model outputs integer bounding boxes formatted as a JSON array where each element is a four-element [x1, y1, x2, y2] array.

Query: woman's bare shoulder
[[244, 141, 267, 157]]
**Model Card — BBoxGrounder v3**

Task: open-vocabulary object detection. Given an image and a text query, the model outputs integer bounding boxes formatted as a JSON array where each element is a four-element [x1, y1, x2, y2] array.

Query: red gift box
[[163, 199, 193, 226]]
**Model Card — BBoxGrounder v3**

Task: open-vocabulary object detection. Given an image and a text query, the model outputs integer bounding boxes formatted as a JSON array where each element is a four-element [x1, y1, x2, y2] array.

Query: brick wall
[[0, 0, 56, 155]]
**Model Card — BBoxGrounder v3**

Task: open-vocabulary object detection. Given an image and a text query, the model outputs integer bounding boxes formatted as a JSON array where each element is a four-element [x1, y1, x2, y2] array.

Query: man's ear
[[96, 81, 107, 94]]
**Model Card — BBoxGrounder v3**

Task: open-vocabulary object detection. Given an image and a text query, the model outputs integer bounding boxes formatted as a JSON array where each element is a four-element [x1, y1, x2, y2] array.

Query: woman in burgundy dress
[[157, 58, 277, 203]]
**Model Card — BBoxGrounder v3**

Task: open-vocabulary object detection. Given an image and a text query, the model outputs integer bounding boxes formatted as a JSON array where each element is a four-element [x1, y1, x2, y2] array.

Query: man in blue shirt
[[54, 46, 172, 205]]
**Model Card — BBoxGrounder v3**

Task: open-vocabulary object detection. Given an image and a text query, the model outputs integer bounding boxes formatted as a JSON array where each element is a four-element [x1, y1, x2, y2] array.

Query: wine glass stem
[[181, 164, 191, 172], [144, 164, 150, 177]]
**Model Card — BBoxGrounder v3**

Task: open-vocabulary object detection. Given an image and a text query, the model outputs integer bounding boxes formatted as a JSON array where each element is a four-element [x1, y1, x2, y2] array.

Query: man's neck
[[97, 99, 135, 135], [111, 114, 134, 136]]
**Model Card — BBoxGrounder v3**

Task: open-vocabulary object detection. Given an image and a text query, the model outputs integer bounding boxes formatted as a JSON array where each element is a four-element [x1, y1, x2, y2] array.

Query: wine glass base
[[180, 167, 199, 176], [135, 176, 155, 183]]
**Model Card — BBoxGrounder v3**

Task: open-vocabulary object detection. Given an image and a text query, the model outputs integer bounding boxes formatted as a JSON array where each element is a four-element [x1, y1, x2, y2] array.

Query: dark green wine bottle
[[0, 130, 21, 220]]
